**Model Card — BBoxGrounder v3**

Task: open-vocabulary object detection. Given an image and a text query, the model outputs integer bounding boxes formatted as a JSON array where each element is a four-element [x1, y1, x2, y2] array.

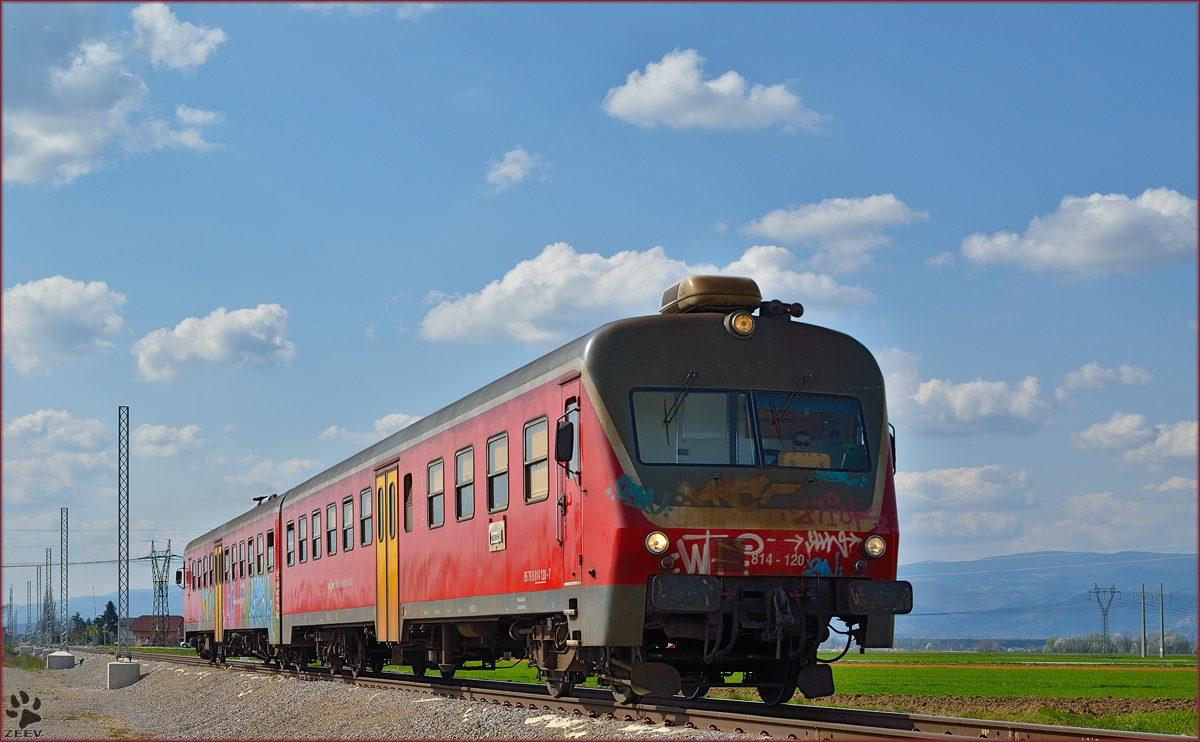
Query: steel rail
[[87, 650, 1188, 741]]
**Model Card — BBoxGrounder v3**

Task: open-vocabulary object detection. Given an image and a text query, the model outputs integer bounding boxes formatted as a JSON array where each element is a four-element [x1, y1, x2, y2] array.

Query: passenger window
[[257, 534, 264, 573], [298, 516, 308, 563], [247, 540, 255, 576], [239, 541, 246, 579], [312, 511, 321, 561], [266, 530, 275, 571], [455, 447, 474, 521], [286, 523, 295, 567], [524, 418, 549, 503], [428, 459, 444, 528], [360, 489, 372, 546], [343, 498, 354, 551], [403, 474, 413, 533], [487, 434, 508, 512], [224, 548, 231, 581], [326, 504, 337, 556]]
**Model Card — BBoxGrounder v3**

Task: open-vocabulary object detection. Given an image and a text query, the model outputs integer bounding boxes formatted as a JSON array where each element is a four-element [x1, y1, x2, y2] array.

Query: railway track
[[91, 649, 1187, 741]]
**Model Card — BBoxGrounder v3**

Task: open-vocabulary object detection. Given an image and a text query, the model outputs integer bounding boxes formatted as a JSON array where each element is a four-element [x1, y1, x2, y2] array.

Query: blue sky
[[3, 2, 1196, 600]]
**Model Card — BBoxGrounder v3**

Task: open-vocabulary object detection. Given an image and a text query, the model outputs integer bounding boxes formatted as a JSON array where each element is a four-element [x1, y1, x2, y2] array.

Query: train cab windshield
[[632, 389, 869, 472]]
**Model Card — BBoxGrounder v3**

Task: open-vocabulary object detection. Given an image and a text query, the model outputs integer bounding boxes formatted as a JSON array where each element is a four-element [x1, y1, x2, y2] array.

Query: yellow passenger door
[[374, 468, 399, 642]]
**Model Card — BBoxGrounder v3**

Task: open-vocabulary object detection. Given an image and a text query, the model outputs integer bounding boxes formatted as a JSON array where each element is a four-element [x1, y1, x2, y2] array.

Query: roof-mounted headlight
[[724, 310, 756, 339]]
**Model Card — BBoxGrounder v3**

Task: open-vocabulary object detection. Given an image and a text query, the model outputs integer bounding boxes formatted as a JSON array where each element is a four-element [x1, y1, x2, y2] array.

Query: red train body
[[182, 277, 912, 703]]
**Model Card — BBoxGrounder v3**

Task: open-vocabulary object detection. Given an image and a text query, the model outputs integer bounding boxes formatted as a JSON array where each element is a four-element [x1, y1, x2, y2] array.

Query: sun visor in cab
[[660, 275, 762, 314]]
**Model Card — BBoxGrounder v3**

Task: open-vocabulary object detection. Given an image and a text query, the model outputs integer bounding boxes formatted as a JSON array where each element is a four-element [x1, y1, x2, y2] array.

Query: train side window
[[311, 511, 321, 561], [427, 459, 444, 528], [248, 540, 255, 576], [403, 474, 413, 533], [239, 541, 246, 579], [224, 548, 231, 582], [326, 504, 337, 556], [343, 498, 354, 551], [487, 434, 509, 512], [205, 555, 210, 587], [257, 534, 264, 573], [455, 447, 474, 521], [298, 516, 308, 563], [266, 530, 275, 572], [360, 489, 372, 546], [389, 482, 397, 538], [524, 418, 549, 503], [286, 523, 295, 567], [190, 560, 195, 590]]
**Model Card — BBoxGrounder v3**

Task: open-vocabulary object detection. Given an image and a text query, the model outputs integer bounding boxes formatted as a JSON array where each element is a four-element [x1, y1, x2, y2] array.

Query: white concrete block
[[18, 646, 35, 656], [47, 651, 75, 670], [107, 661, 141, 689]]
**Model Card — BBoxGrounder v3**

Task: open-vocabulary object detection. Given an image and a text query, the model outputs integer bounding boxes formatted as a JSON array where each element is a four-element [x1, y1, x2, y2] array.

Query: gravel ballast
[[3, 652, 752, 740]]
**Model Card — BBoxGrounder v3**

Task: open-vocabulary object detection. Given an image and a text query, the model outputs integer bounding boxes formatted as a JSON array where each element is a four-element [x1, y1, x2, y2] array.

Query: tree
[[70, 612, 87, 644], [100, 601, 118, 643]]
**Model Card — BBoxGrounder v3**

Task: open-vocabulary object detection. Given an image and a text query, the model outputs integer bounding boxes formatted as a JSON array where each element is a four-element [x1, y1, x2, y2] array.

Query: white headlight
[[645, 531, 670, 555], [864, 535, 886, 559]]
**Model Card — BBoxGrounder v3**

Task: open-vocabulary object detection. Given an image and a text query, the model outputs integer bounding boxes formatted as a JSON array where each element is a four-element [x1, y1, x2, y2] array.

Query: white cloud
[[419, 242, 873, 344], [132, 423, 203, 457], [132, 303, 297, 381], [2, 276, 127, 374], [318, 412, 422, 445], [1070, 411, 1153, 450], [3, 409, 108, 452], [176, 105, 222, 125], [3, 7, 224, 185], [896, 465, 1036, 513], [603, 49, 825, 131], [131, 3, 227, 70], [3, 42, 146, 184], [226, 457, 322, 495], [742, 194, 928, 273], [1114, 420, 1197, 469], [925, 252, 955, 267], [1146, 476, 1198, 493], [486, 146, 546, 193], [2, 451, 113, 504], [1016, 487, 1197, 550], [395, 3, 439, 20], [1056, 362, 1153, 401], [960, 188, 1197, 277], [877, 348, 1052, 436]]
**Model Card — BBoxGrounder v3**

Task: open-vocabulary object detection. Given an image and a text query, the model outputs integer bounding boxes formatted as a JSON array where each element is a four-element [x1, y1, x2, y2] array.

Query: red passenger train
[[181, 276, 912, 704]]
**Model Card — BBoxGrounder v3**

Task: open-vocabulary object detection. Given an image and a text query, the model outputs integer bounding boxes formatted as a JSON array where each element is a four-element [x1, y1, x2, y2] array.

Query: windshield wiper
[[765, 374, 813, 440], [662, 371, 699, 441]]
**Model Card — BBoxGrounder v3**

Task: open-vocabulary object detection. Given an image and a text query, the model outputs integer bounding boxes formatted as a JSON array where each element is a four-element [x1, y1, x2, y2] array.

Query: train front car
[[583, 276, 911, 704]]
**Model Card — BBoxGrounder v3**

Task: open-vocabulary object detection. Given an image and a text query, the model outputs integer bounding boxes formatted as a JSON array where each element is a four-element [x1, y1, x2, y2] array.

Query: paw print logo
[[5, 691, 41, 729]]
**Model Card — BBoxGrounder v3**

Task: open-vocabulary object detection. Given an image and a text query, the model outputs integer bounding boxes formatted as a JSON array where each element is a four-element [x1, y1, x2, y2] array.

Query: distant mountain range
[[17, 551, 1197, 642], [896, 550, 1197, 640]]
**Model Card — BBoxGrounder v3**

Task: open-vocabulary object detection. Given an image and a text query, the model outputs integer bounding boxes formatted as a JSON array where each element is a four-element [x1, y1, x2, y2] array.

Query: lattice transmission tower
[[117, 406, 131, 660], [60, 508, 68, 649], [43, 548, 53, 644], [1090, 583, 1120, 654], [149, 540, 172, 646]]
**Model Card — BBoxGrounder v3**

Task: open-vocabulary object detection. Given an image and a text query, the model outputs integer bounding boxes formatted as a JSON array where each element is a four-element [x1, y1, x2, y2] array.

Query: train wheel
[[370, 656, 385, 673], [754, 664, 797, 706], [681, 683, 710, 700], [409, 661, 427, 677], [545, 672, 575, 699], [439, 665, 456, 679], [611, 684, 639, 705]]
